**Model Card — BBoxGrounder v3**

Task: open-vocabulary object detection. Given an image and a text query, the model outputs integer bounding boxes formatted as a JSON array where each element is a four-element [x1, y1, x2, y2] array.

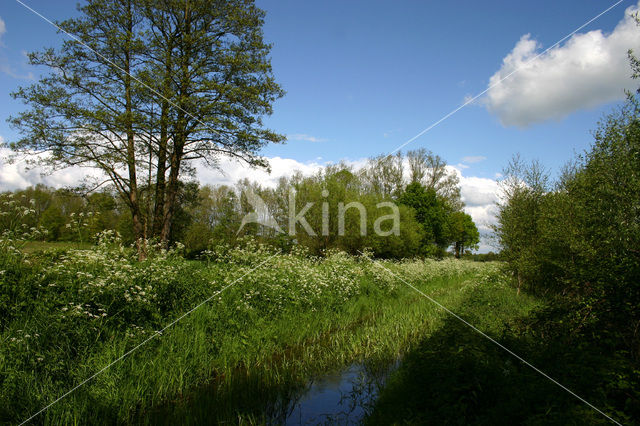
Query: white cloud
[[287, 133, 327, 143], [0, 147, 105, 191], [461, 155, 486, 164], [196, 156, 324, 188], [0, 16, 6, 39], [485, 1, 640, 127], [449, 166, 500, 235], [459, 176, 499, 208]]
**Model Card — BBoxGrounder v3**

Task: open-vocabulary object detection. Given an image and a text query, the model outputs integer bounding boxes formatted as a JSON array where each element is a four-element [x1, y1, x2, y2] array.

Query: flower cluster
[[0, 196, 47, 251]]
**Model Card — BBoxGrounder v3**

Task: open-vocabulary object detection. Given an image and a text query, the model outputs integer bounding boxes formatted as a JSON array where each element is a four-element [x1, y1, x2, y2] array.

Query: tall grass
[[0, 232, 524, 424]]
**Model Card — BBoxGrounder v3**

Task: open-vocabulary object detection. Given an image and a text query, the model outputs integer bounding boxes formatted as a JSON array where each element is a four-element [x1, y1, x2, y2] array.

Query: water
[[144, 359, 398, 424], [273, 361, 398, 425]]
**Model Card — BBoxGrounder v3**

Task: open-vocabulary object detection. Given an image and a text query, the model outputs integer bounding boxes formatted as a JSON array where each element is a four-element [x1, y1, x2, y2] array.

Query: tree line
[[0, 149, 480, 259]]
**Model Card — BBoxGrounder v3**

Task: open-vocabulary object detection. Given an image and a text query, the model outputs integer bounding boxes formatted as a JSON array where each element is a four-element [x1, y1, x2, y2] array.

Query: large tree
[[9, 0, 150, 256], [139, 0, 285, 244], [7, 0, 284, 257]]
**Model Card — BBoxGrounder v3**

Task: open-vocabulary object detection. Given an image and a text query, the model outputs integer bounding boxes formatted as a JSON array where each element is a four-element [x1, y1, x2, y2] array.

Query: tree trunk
[[160, 136, 183, 246], [159, 1, 190, 248], [152, 52, 172, 237], [152, 102, 168, 236], [123, 0, 146, 260]]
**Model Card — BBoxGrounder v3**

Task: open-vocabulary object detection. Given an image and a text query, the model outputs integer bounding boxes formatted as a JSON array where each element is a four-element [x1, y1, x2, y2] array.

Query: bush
[[183, 222, 214, 258], [495, 96, 640, 353]]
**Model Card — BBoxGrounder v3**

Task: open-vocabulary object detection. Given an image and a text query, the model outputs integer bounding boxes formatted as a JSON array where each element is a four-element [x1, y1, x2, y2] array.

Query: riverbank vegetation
[[1, 231, 507, 424], [366, 86, 640, 426]]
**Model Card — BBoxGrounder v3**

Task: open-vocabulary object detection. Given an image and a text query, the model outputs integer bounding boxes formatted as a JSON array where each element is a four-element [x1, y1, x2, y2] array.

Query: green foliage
[[398, 182, 448, 246], [0, 224, 493, 423], [40, 205, 66, 241], [183, 222, 215, 257], [494, 155, 553, 293], [447, 211, 480, 257], [397, 181, 475, 256], [495, 96, 640, 366]]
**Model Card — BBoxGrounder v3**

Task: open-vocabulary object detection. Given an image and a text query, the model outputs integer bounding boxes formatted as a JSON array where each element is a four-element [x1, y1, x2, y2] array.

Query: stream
[[270, 361, 399, 425]]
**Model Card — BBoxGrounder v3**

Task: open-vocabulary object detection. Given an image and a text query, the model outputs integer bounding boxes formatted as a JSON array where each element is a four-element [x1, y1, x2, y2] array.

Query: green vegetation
[[3, 0, 639, 424], [0, 148, 479, 260], [368, 290, 636, 424], [1, 227, 508, 424], [364, 91, 640, 426]]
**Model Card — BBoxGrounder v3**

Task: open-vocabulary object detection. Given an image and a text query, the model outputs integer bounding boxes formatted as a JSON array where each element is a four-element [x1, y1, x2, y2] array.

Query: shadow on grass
[[366, 305, 638, 425]]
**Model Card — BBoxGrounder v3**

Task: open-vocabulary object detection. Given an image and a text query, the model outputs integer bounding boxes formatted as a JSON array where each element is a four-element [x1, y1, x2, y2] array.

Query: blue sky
[[254, 0, 634, 177], [0, 1, 635, 176], [0, 0, 639, 250]]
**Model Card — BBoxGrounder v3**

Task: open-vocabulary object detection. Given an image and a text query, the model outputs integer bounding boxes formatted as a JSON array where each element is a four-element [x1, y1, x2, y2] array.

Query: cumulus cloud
[[0, 16, 6, 39], [448, 166, 500, 233], [0, 146, 105, 191], [0, 147, 325, 192], [485, 1, 640, 127], [287, 133, 327, 143], [196, 156, 324, 188]]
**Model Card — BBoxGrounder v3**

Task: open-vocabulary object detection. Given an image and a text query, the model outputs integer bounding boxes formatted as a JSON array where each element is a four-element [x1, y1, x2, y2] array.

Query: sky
[[0, 0, 639, 251]]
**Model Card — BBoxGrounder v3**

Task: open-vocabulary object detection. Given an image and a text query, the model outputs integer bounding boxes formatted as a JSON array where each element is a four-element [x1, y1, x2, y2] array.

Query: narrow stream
[[272, 361, 399, 425]]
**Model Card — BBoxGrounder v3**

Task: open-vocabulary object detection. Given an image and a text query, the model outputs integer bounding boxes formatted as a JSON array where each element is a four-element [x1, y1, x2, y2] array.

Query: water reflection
[[271, 361, 398, 425]]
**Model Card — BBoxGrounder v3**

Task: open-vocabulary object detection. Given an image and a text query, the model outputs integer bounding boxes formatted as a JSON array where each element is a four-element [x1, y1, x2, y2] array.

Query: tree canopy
[[7, 0, 284, 258]]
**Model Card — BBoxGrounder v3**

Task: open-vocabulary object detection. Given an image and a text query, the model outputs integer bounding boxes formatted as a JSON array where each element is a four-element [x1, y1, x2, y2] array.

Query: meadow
[[0, 226, 539, 424]]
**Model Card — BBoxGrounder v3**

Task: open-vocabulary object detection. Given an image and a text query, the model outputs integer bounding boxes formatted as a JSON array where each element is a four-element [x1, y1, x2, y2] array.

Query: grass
[[366, 282, 636, 425], [139, 270, 530, 425], [1, 236, 539, 424], [21, 241, 94, 253]]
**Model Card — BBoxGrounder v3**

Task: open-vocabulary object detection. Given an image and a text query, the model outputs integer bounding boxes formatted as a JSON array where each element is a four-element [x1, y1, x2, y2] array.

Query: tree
[[8, 0, 284, 257], [494, 155, 550, 293], [9, 0, 150, 257], [140, 0, 285, 246], [447, 211, 479, 258], [40, 205, 66, 241], [407, 148, 463, 210], [360, 153, 404, 198], [398, 182, 450, 255]]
